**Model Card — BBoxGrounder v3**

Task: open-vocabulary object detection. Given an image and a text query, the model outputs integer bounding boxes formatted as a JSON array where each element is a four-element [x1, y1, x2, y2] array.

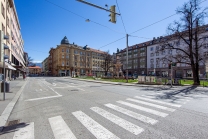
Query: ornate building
[[48, 36, 93, 76]]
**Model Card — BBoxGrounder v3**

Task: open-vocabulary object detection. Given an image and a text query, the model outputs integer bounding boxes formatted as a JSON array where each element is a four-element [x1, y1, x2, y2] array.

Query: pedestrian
[[23, 72, 25, 80]]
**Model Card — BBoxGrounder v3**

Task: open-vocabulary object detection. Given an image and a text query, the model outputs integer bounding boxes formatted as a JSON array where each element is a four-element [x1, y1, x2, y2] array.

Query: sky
[[14, 0, 208, 63]]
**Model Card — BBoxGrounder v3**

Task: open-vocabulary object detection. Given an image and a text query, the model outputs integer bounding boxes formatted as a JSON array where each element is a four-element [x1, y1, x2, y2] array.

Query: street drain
[[7, 120, 20, 126], [71, 89, 78, 91]]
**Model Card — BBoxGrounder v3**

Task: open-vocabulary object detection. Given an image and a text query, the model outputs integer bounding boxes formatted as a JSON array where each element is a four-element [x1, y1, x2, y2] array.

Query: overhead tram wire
[[44, 0, 125, 35]]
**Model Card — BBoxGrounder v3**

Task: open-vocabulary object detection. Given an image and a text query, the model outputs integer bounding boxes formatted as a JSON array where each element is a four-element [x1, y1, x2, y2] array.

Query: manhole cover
[[7, 120, 20, 126]]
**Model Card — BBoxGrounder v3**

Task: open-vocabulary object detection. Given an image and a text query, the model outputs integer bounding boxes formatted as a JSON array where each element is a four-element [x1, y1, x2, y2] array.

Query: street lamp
[[3, 39, 9, 100]]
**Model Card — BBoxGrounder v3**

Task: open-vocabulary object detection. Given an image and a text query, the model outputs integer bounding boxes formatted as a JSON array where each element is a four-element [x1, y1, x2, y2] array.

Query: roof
[[89, 48, 106, 54], [28, 66, 41, 69], [61, 36, 69, 44]]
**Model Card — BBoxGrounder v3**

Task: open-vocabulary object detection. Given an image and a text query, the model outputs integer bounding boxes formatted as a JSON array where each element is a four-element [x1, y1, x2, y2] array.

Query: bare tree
[[28, 57, 35, 66], [159, 0, 208, 85], [101, 51, 114, 76]]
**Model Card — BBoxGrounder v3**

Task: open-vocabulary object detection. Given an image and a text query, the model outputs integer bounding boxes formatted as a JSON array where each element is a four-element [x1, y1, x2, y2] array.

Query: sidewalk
[[0, 77, 27, 132], [64, 77, 164, 87]]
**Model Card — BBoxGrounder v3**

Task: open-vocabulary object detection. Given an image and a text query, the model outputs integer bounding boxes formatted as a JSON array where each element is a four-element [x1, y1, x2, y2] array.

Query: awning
[[13, 65, 25, 72], [0, 62, 16, 70]]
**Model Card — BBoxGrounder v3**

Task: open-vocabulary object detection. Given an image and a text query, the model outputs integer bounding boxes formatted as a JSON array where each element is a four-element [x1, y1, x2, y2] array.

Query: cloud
[[32, 60, 42, 63]]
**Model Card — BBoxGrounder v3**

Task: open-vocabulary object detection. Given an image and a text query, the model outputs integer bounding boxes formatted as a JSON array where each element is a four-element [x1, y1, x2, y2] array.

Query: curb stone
[[0, 79, 28, 132]]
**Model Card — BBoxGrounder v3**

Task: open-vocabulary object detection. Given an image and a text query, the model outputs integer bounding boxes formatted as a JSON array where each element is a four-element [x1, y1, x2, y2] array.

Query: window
[[66, 61, 69, 66], [168, 49, 172, 54], [156, 46, 159, 50], [162, 63, 166, 68], [62, 54, 64, 58], [62, 62, 64, 66], [66, 49, 69, 53], [62, 49, 64, 52], [150, 64, 154, 68], [162, 50, 166, 55], [156, 52, 159, 56], [176, 49, 180, 53], [151, 53, 154, 57], [176, 41, 180, 46], [74, 50, 78, 54], [140, 52, 145, 56], [2, 23, 5, 34], [156, 64, 159, 68], [140, 58, 145, 63], [204, 52, 208, 57], [150, 47, 154, 51], [150, 59, 154, 63], [1, 3, 5, 18], [7, 16, 9, 27], [66, 55, 69, 59], [203, 43, 208, 48], [156, 58, 160, 64]]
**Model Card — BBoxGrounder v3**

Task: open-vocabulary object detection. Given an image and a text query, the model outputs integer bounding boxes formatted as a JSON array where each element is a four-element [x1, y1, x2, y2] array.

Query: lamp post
[[3, 41, 9, 100]]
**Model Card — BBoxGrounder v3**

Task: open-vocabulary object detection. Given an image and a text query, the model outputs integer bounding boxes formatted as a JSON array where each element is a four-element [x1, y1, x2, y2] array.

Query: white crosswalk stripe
[[72, 111, 120, 139], [126, 98, 175, 112], [105, 103, 158, 125], [49, 116, 77, 139], [117, 101, 168, 117], [91, 107, 144, 135], [13, 122, 34, 139], [135, 96, 182, 107], [11, 95, 186, 138]]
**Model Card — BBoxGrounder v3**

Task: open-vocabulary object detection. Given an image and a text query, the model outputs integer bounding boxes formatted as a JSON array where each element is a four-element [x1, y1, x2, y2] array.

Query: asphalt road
[[1, 77, 208, 139]]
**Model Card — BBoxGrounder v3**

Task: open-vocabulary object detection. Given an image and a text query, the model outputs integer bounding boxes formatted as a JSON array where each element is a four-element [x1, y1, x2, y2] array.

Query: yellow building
[[49, 36, 93, 76]]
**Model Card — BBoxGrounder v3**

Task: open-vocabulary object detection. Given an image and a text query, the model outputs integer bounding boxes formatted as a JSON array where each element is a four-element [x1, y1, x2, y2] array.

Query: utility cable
[[99, 0, 208, 49], [116, 0, 127, 34], [44, 0, 125, 34]]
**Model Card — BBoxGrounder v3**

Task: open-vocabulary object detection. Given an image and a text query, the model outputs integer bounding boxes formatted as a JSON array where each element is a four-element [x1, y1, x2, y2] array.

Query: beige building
[[47, 36, 109, 77], [48, 36, 93, 76], [90, 48, 106, 76], [0, 0, 25, 80]]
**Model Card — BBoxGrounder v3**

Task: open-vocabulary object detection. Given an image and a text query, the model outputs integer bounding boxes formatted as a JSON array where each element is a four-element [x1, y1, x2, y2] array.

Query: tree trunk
[[191, 64, 200, 85]]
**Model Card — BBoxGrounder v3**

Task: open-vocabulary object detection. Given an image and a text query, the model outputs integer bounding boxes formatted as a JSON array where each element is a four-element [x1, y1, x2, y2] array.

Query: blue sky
[[14, 0, 208, 62]]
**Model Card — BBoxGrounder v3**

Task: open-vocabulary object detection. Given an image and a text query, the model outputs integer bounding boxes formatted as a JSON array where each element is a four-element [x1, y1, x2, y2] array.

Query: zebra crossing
[[7, 95, 190, 139]]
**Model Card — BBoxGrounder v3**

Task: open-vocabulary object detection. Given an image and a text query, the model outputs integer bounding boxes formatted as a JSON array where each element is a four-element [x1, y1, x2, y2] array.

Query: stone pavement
[[0, 77, 27, 132]]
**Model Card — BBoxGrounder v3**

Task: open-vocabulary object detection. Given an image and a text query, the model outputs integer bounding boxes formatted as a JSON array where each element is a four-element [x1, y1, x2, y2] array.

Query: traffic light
[[168, 63, 171, 69], [172, 62, 176, 67], [109, 5, 116, 23]]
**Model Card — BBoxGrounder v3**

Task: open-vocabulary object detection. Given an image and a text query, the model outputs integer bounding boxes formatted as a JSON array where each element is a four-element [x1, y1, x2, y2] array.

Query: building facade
[[117, 25, 208, 78], [28, 66, 42, 75], [0, 0, 25, 80]]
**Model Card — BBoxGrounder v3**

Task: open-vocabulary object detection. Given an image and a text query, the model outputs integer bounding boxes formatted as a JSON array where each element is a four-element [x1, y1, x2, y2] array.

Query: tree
[[28, 57, 35, 66], [101, 51, 114, 76], [159, 0, 208, 85]]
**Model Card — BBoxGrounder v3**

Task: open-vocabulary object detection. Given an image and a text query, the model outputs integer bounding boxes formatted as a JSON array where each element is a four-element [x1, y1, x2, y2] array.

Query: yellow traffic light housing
[[109, 5, 116, 23]]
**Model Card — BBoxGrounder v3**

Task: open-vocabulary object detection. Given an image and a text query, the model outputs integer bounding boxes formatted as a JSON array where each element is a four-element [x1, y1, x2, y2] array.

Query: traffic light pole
[[126, 34, 128, 83], [171, 62, 172, 88]]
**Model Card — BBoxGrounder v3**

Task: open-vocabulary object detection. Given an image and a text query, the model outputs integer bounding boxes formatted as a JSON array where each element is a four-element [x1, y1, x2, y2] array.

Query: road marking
[[25, 95, 62, 101], [72, 111, 120, 139], [91, 107, 144, 135], [117, 101, 168, 117], [13, 122, 34, 139], [105, 104, 158, 125], [126, 98, 175, 112], [49, 116, 77, 139], [135, 96, 181, 107]]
